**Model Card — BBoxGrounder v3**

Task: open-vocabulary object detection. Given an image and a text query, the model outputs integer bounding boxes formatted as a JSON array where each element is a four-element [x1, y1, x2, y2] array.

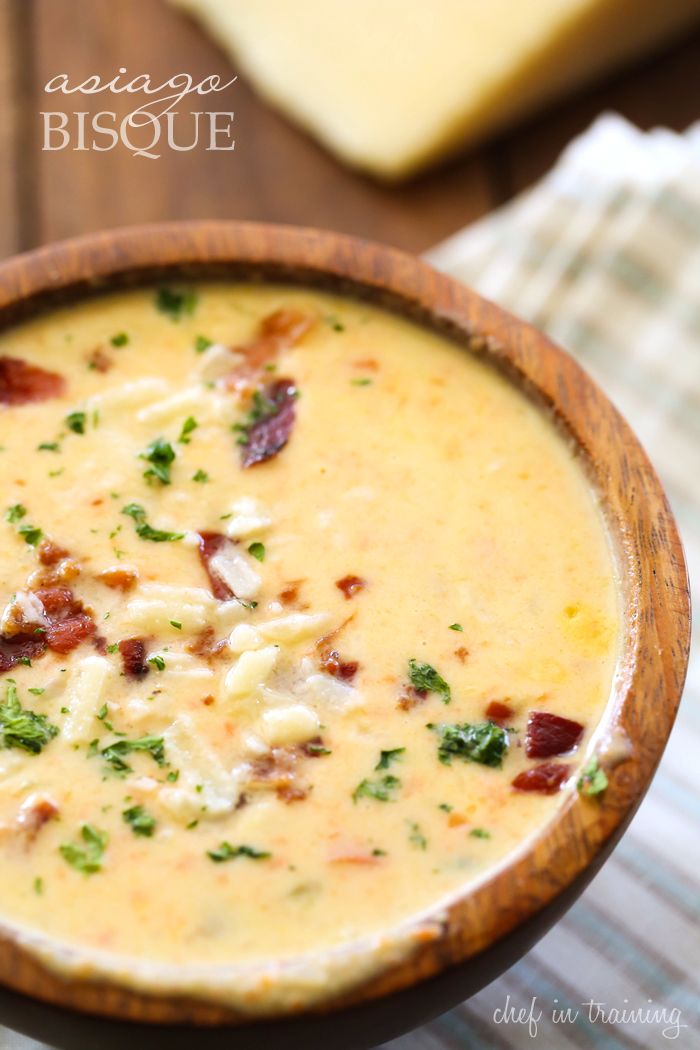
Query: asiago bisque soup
[[0, 284, 619, 1011]]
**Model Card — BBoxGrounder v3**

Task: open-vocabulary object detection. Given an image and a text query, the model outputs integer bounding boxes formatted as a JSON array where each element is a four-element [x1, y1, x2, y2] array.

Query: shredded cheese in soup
[[0, 285, 619, 1006]]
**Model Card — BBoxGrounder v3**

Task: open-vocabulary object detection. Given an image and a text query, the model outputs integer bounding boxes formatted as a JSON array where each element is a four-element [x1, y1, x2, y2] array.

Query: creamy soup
[[0, 285, 619, 1009]]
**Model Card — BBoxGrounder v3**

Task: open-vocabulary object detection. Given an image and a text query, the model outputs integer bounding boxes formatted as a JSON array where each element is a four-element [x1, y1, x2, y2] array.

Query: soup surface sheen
[[0, 285, 619, 1008]]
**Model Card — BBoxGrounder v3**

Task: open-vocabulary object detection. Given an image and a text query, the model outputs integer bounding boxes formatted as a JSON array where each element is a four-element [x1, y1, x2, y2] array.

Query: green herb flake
[[17, 523, 43, 547], [438, 802, 453, 813], [169, 620, 182, 630], [166, 769, 179, 783], [110, 332, 129, 347], [248, 541, 265, 562], [65, 411, 87, 435], [33, 876, 44, 895], [408, 821, 427, 850], [0, 680, 59, 754], [192, 469, 209, 483], [27, 687, 45, 696], [430, 720, 508, 768], [140, 437, 176, 486], [351, 377, 372, 387], [37, 441, 60, 452], [121, 503, 184, 543], [207, 842, 271, 863], [100, 735, 166, 777], [123, 805, 156, 838], [178, 416, 198, 444], [5, 504, 26, 524], [194, 334, 213, 353], [408, 659, 451, 704], [448, 623, 464, 632], [577, 756, 608, 797], [469, 828, 491, 839], [148, 654, 165, 671], [352, 775, 401, 804], [375, 747, 405, 770], [156, 286, 198, 321], [59, 824, 108, 875]]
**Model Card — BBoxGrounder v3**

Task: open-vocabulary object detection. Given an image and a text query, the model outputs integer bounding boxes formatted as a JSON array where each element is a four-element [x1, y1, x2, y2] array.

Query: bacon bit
[[485, 700, 514, 723], [278, 581, 307, 607], [93, 635, 108, 655], [512, 762, 570, 794], [186, 625, 228, 660], [97, 566, 139, 592], [230, 309, 314, 386], [398, 685, 427, 712], [0, 635, 47, 673], [318, 648, 358, 681], [37, 539, 69, 567], [17, 794, 59, 844], [525, 712, 584, 759], [197, 532, 236, 601], [118, 638, 149, 678], [201, 694, 215, 706], [454, 646, 469, 663], [32, 586, 95, 654], [0, 356, 65, 405], [336, 575, 365, 600], [86, 347, 112, 373], [247, 746, 311, 804], [240, 379, 298, 469]]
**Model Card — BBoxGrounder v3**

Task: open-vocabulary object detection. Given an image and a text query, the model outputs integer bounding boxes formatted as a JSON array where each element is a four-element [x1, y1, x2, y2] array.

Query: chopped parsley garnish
[[304, 741, 331, 756], [121, 503, 184, 543], [156, 286, 198, 320], [5, 503, 26, 523], [140, 437, 176, 485], [65, 410, 87, 434], [100, 735, 166, 777], [351, 377, 372, 386], [577, 756, 608, 797], [192, 469, 209, 483], [194, 334, 213, 353], [18, 524, 43, 546], [148, 654, 165, 671], [233, 385, 296, 447], [169, 620, 182, 630], [0, 680, 59, 754], [178, 416, 197, 444], [408, 659, 451, 704], [33, 877, 44, 895], [59, 824, 108, 875], [438, 802, 453, 813], [248, 541, 265, 562], [429, 720, 508, 768], [352, 774, 401, 803], [37, 441, 60, 452], [28, 687, 45, 696], [408, 821, 427, 850], [96, 703, 108, 721], [470, 828, 491, 839], [448, 623, 464, 632], [123, 805, 156, 838], [207, 843, 271, 863], [110, 332, 129, 347], [375, 747, 405, 770]]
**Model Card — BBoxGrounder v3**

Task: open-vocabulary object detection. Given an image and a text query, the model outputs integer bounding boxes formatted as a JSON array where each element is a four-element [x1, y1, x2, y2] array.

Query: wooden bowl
[[0, 222, 690, 1050]]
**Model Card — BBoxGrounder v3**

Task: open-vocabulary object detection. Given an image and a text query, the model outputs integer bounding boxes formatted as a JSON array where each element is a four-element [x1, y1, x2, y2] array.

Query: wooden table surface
[[1, 0, 699, 263]]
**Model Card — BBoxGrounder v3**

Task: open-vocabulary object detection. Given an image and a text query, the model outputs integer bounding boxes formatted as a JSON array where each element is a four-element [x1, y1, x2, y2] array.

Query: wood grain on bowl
[[0, 222, 690, 1032]]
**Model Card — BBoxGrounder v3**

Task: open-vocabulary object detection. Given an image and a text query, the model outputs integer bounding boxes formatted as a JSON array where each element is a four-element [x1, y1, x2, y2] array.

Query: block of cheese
[[171, 0, 700, 179]]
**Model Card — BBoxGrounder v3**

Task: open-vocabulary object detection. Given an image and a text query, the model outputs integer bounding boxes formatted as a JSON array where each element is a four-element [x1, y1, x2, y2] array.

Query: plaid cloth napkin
[[2, 114, 698, 1050]]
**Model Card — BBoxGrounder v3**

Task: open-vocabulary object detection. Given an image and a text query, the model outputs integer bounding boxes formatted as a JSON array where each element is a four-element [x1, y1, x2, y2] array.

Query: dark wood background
[[2, 0, 699, 262]]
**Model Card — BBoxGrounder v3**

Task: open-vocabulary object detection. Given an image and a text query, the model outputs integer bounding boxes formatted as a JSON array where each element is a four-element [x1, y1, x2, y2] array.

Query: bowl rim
[[0, 219, 690, 1025]]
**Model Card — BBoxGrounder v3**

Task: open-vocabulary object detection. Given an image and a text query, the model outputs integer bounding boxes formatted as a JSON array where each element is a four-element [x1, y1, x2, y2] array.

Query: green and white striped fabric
[[1, 115, 698, 1050], [385, 114, 699, 1050]]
